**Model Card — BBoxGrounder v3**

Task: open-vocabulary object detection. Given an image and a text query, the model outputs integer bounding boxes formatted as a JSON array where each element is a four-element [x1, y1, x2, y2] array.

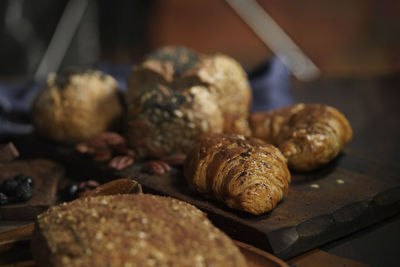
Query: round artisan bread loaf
[[31, 194, 247, 267], [125, 82, 223, 158], [125, 46, 251, 158], [32, 69, 123, 142], [184, 133, 291, 215]]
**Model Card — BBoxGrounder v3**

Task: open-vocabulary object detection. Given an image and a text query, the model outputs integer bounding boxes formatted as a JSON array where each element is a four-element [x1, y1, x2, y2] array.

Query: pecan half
[[161, 154, 187, 166], [93, 148, 112, 162], [142, 160, 171, 175], [75, 132, 137, 167], [75, 142, 95, 154], [91, 132, 126, 148], [109, 156, 134, 170]]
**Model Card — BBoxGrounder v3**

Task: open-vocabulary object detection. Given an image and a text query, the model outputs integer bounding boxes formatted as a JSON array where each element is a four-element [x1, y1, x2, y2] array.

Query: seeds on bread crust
[[32, 194, 247, 266]]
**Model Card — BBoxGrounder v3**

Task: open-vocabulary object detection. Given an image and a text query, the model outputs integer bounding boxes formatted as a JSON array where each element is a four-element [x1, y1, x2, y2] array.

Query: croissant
[[250, 104, 353, 171], [184, 133, 291, 215]]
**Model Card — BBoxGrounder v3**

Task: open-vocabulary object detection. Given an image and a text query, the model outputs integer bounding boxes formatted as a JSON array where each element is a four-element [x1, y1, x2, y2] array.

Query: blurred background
[[0, 0, 399, 80]]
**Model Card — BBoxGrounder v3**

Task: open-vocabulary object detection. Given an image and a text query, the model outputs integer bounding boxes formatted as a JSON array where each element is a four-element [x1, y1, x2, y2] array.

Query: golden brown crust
[[32, 70, 123, 142], [184, 133, 291, 215], [32, 194, 247, 267], [250, 103, 353, 171], [125, 83, 223, 158], [197, 54, 252, 135], [125, 46, 251, 158]]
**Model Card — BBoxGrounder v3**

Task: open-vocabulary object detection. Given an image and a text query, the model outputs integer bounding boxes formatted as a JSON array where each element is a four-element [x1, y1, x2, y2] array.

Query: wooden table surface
[[291, 74, 400, 267], [1, 75, 399, 266]]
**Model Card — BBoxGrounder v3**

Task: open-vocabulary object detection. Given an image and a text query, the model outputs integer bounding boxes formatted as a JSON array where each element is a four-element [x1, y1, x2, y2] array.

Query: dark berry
[[14, 183, 33, 201], [68, 184, 78, 196], [14, 174, 33, 186], [62, 184, 79, 201], [0, 193, 8, 205], [1, 178, 19, 195]]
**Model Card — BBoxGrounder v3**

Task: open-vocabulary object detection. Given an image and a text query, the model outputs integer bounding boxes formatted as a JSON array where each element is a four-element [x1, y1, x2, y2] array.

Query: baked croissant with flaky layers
[[250, 103, 353, 171], [184, 133, 291, 215]]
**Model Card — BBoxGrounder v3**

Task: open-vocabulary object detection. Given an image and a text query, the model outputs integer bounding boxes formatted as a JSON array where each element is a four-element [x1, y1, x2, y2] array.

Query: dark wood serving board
[[0, 159, 64, 220], [119, 154, 400, 260], [12, 135, 400, 259]]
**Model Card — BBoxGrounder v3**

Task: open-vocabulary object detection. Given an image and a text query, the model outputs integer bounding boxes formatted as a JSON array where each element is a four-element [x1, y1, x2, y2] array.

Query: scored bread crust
[[31, 194, 247, 267], [125, 46, 251, 158], [250, 103, 353, 171], [125, 83, 224, 158], [184, 133, 291, 215]]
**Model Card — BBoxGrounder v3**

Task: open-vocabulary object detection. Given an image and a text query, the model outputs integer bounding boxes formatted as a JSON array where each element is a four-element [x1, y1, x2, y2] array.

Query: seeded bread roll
[[126, 46, 251, 158], [250, 104, 353, 171], [126, 84, 223, 158], [31, 194, 247, 267], [184, 133, 291, 215], [32, 69, 123, 142]]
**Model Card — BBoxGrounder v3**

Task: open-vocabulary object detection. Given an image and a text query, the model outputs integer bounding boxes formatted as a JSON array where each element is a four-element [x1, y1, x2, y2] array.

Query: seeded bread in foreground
[[31, 194, 247, 267]]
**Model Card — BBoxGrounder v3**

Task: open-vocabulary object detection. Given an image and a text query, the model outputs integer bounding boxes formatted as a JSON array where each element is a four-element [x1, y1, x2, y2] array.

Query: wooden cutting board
[[117, 153, 400, 260], [13, 135, 400, 259], [0, 159, 63, 220]]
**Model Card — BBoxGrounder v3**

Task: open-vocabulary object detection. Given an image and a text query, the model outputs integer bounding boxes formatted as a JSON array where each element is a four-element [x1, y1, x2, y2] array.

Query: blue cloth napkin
[[0, 80, 44, 137], [249, 56, 292, 112], [0, 57, 292, 138]]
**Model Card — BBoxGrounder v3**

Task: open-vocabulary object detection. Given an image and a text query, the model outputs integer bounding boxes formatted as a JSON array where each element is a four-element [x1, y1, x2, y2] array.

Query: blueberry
[[14, 174, 33, 186], [14, 183, 33, 201], [62, 184, 78, 201], [0, 193, 8, 205], [69, 184, 78, 196], [1, 178, 19, 195]]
